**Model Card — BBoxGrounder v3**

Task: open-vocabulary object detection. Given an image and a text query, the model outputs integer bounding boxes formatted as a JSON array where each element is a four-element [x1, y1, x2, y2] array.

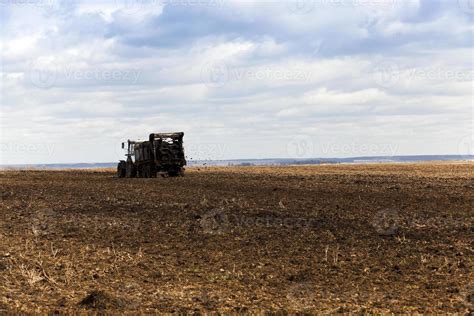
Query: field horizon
[[1, 154, 473, 170]]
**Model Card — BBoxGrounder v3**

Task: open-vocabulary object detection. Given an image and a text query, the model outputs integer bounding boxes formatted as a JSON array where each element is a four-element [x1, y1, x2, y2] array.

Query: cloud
[[0, 0, 472, 163]]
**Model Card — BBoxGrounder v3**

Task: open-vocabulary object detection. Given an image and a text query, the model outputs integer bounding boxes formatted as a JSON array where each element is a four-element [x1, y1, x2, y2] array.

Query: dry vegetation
[[0, 163, 473, 313]]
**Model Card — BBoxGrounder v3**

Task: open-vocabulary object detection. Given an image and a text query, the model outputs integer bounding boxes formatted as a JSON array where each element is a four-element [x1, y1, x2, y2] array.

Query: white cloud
[[0, 0, 472, 164]]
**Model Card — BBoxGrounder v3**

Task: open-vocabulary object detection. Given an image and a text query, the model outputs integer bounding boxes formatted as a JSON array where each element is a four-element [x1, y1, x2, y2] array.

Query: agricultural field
[[0, 163, 472, 313]]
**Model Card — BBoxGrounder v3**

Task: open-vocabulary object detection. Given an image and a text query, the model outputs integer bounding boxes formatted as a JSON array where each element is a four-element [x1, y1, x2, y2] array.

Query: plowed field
[[0, 163, 472, 313]]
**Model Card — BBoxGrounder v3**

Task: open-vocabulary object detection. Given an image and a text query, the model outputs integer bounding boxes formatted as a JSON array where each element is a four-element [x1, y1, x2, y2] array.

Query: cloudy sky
[[0, 0, 472, 164]]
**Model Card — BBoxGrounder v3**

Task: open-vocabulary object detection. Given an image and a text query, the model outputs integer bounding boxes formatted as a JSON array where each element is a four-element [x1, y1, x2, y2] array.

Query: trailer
[[117, 132, 186, 178]]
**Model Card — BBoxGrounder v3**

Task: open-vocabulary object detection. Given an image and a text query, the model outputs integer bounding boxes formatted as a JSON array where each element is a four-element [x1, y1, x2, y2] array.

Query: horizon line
[[1, 154, 473, 167]]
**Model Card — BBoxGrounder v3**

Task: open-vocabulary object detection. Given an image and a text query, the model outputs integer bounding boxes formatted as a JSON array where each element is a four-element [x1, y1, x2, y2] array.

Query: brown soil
[[0, 163, 472, 313]]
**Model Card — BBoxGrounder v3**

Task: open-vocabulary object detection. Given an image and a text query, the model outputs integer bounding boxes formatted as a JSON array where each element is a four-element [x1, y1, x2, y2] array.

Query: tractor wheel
[[142, 164, 155, 178], [125, 161, 136, 178], [117, 161, 126, 178], [139, 165, 149, 178], [167, 167, 183, 177], [137, 165, 144, 178], [149, 165, 157, 178], [144, 166, 150, 178]]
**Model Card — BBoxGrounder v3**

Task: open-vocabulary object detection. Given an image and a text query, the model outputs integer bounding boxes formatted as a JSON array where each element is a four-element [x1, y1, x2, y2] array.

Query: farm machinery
[[117, 132, 186, 178]]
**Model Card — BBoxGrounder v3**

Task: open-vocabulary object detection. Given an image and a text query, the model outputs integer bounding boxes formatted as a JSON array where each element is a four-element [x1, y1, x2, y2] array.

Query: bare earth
[[0, 163, 473, 313]]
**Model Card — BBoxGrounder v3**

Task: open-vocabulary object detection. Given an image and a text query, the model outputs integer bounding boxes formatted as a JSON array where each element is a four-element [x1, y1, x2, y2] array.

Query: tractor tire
[[149, 165, 157, 178], [167, 167, 183, 177], [125, 161, 136, 178], [144, 166, 150, 178], [136, 165, 143, 178], [140, 164, 155, 178], [117, 161, 126, 178]]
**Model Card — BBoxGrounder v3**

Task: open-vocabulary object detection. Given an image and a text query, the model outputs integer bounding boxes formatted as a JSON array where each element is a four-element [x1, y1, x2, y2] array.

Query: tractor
[[117, 132, 186, 178]]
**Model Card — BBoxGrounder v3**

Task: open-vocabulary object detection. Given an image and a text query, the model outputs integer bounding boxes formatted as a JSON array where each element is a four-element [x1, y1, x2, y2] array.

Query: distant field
[[1, 154, 472, 169], [0, 163, 472, 313]]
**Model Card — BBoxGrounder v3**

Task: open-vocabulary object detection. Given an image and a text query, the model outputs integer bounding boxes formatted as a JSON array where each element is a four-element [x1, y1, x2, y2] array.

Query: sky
[[0, 0, 473, 164]]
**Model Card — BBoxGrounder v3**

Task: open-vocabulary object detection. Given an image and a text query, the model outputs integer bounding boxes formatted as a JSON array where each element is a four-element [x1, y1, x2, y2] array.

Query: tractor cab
[[117, 139, 144, 177]]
